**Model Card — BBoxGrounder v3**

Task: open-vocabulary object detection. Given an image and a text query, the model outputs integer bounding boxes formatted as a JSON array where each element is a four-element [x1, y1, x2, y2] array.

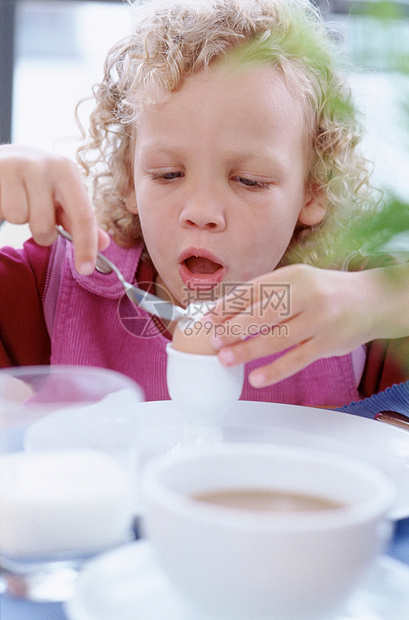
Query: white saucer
[[65, 540, 409, 620], [25, 400, 409, 519]]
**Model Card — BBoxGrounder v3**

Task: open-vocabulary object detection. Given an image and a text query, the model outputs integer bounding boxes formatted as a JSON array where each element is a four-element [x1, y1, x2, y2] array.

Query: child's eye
[[151, 171, 184, 181], [232, 176, 271, 190]]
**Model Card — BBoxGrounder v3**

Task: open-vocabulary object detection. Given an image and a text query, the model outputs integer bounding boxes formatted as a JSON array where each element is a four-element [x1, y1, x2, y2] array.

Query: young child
[[0, 0, 408, 407]]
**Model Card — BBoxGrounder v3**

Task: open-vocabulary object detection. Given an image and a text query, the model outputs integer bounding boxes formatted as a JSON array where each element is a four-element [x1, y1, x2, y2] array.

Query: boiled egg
[[172, 303, 217, 355]]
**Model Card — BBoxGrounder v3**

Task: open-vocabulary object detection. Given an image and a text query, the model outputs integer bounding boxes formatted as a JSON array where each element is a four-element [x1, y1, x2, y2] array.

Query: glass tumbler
[[0, 365, 144, 602]]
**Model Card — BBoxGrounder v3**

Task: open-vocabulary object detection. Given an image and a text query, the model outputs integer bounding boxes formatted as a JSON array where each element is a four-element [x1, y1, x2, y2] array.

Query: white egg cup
[[166, 343, 244, 445]]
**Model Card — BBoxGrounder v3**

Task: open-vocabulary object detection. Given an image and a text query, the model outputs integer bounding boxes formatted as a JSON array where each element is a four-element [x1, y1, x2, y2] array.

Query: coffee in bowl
[[191, 488, 344, 512], [141, 443, 395, 620]]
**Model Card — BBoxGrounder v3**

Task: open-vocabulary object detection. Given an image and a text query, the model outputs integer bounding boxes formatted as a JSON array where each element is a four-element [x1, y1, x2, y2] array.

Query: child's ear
[[298, 184, 327, 227], [125, 188, 138, 214]]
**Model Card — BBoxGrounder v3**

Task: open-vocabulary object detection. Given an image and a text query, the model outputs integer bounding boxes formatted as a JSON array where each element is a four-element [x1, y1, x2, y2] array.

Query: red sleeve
[[0, 238, 51, 367], [359, 337, 409, 397], [349, 254, 409, 396]]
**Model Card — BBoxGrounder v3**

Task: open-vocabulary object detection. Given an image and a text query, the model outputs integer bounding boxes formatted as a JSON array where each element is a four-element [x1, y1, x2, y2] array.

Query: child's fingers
[[97, 227, 111, 252], [23, 171, 60, 246], [0, 157, 102, 276], [211, 315, 288, 351], [66, 219, 99, 276], [0, 165, 30, 225], [216, 331, 287, 368], [50, 162, 98, 274], [211, 298, 298, 350], [0, 145, 110, 276], [211, 267, 298, 323], [215, 313, 305, 367], [0, 185, 30, 225], [247, 339, 320, 388]]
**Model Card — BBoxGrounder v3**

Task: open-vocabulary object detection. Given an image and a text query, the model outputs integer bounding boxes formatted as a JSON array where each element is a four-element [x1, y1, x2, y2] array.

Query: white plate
[[25, 400, 409, 519], [65, 540, 409, 620], [137, 401, 409, 520]]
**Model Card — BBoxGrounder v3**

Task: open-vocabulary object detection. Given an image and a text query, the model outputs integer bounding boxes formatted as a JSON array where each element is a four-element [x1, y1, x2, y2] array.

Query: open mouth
[[179, 250, 226, 291], [184, 256, 222, 275]]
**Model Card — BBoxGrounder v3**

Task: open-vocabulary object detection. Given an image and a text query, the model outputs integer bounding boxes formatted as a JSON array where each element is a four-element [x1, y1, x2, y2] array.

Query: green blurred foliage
[[337, 0, 409, 262], [362, 0, 406, 22]]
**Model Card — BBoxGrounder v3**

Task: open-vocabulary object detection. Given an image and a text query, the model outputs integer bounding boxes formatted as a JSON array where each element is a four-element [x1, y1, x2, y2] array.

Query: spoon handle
[[375, 410, 409, 431]]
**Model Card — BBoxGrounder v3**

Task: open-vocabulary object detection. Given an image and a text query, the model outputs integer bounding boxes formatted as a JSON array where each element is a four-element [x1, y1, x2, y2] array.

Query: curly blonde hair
[[76, 0, 377, 267]]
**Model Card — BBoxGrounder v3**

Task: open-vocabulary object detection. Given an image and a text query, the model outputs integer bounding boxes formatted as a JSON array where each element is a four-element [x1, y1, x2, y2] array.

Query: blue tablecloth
[[1, 598, 65, 620], [336, 380, 409, 419], [2, 383, 409, 619]]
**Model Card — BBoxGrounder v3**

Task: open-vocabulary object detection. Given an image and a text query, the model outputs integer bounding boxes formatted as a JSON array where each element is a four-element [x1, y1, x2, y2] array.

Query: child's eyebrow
[[140, 145, 286, 169], [224, 149, 283, 164], [223, 149, 289, 176], [139, 145, 182, 158]]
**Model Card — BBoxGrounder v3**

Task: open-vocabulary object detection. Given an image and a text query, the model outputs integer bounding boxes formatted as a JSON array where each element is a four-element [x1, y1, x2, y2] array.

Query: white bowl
[[141, 443, 396, 620]]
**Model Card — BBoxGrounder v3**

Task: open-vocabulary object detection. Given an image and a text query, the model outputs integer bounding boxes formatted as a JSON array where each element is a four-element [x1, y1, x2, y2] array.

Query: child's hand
[[0, 145, 109, 274], [210, 263, 409, 388]]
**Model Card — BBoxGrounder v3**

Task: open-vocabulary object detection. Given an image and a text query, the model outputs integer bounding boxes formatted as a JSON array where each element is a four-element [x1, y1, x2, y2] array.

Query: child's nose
[[179, 192, 226, 231]]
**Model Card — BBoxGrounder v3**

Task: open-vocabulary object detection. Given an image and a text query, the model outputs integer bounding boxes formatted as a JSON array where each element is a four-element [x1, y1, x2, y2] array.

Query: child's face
[[130, 64, 325, 307]]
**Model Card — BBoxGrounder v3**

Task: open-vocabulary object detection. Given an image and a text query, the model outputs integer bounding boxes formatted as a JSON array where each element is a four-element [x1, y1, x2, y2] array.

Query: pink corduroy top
[[44, 237, 364, 407]]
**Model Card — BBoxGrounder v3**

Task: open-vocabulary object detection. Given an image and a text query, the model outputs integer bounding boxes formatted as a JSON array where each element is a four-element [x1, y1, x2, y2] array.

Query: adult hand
[[210, 263, 409, 388], [0, 145, 109, 274]]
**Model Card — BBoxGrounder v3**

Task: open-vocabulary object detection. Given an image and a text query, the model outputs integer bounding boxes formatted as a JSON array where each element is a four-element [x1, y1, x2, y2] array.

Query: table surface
[[2, 518, 409, 620], [3, 383, 409, 619]]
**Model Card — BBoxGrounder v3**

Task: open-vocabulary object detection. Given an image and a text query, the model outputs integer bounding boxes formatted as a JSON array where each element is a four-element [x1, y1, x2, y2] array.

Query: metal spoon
[[375, 410, 409, 431], [56, 225, 192, 323]]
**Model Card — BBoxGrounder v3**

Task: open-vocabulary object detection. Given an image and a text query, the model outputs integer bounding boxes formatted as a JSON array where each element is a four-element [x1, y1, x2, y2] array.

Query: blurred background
[[1, 0, 409, 247]]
